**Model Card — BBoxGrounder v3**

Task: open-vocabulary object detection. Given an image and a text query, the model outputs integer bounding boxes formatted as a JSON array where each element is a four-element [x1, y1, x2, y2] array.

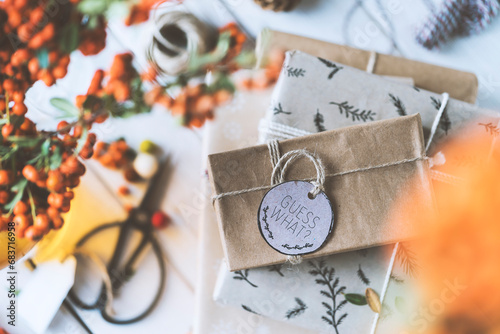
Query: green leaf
[[395, 296, 407, 314], [4, 179, 28, 211], [74, 127, 88, 155], [1, 146, 18, 162], [77, 0, 109, 15], [6, 136, 41, 148], [37, 48, 49, 69], [49, 145, 62, 170], [41, 139, 50, 156], [87, 15, 100, 29], [59, 23, 79, 54], [50, 98, 80, 118], [344, 293, 367, 306], [188, 32, 231, 71]]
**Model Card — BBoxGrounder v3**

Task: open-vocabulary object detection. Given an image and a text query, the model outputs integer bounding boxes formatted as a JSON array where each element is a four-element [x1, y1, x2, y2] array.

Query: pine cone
[[253, 0, 302, 12]]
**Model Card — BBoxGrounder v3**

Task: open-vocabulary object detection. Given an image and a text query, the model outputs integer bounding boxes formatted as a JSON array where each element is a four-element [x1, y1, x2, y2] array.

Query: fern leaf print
[[268, 264, 284, 277], [233, 270, 258, 288], [357, 265, 371, 285], [285, 298, 308, 319], [388, 93, 407, 116], [309, 260, 348, 334], [242, 304, 260, 315], [430, 96, 451, 135], [330, 101, 375, 122], [317, 57, 343, 79], [273, 103, 291, 116], [314, 109, 327, 132]]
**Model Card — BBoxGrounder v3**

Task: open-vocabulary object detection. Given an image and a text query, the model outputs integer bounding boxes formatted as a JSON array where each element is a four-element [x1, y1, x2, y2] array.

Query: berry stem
[[5, 94, 10, 123], [27, 187, 36, 221]]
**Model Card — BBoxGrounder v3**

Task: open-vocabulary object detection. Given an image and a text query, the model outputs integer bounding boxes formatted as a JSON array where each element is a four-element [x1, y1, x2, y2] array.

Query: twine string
[[212, 155, 427, 201]]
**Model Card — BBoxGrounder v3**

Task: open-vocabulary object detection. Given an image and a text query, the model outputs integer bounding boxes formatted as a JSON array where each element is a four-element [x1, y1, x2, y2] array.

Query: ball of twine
[[147, 11, 218, 76]]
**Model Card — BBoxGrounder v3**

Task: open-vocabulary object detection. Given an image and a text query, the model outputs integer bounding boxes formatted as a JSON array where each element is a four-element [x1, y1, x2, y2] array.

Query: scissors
[[66, 159, 169, 328]]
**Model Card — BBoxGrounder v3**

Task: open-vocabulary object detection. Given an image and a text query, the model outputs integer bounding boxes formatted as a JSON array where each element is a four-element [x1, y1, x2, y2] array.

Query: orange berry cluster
[[94, 139, 141, 182], [0, 0, 111, 121], [217, 22, 247, 68], [78, 16, 106, 56], [0, 115, 97, 240], [165, 83, 232, 128], [77, 53, 140, 115], [238, 49, 285, 90]]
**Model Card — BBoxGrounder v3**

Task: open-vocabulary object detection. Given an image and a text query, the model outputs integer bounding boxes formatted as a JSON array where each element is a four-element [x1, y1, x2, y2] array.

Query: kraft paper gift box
[[256, 29, 478, 103], [208, 114, 434, 271]]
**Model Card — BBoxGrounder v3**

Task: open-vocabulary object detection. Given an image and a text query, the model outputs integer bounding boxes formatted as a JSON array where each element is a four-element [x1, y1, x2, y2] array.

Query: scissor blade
[[138, 157, 172, 212]]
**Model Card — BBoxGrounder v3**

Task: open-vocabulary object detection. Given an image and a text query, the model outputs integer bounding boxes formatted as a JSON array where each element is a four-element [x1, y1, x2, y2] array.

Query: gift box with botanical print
[[259, 50, 500, 181], [214, 245, 393, 334]]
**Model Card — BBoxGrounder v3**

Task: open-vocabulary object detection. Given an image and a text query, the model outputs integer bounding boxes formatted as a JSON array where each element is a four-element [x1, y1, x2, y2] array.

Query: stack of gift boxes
[[194, 29, 499, 334]]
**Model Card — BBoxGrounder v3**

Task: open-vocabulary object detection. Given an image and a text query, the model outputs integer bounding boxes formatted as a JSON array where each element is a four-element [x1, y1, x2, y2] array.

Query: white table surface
[[1, 0, 499, 333]]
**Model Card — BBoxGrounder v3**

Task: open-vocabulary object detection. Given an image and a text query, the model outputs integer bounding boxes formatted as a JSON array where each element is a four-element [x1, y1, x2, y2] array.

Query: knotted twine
[[267, 139, 327, 265]]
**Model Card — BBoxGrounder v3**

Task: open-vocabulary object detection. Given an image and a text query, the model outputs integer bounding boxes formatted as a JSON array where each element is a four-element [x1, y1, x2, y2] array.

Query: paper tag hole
[[307, 192, 316, 200]]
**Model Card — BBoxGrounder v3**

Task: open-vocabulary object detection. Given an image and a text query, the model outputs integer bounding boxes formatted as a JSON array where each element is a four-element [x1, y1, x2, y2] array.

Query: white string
[[258, 118, 313, 142], [366, 51, 378, 73], [369, 243, 399, 334], [73, 251, 115, 316], [425, 93, 450, 152], [372, 92, 450, 333]]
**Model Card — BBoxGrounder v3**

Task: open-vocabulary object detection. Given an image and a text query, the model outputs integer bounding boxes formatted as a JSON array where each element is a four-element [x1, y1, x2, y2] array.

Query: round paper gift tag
[[257, 180, 334, 256]]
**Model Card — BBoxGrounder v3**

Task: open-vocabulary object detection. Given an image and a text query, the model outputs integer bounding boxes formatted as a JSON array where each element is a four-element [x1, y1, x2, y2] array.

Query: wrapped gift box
[[208, 115, 434, 271], [256, 29, 478, 103], [259, 51, 500, 172]]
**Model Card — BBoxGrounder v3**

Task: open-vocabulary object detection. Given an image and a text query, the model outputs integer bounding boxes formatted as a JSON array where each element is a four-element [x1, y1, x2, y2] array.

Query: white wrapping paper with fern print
[[259, 51, 500, 179], [214, 246, 394, 333]]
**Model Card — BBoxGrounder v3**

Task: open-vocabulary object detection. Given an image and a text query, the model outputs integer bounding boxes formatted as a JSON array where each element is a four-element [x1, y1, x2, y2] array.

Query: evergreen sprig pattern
[[242, 304, 260, 315], [330, 101, 376, 122], [430, 96, 451, 135], [308, 260, 348, 334], [388, 93, 407, 116], [478, 122, 499, 136], [283, 65, 306, 78], [261, 206, 273, 239], [314, 109, 327, 132], [273, 103, 291, 116], [357, 265, 371, 286], [317, 57, 343, 79], [233, 270, 258, 288], [282, 243, 313, 250], [390, 274, 405, 284], [285, 298, 308, 319], [268, 264, 284, 277], [396, 243, 419, 278]]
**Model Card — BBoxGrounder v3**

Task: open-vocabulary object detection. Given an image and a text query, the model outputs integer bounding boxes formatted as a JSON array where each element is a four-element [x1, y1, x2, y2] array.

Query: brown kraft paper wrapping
[[256, 29, 478, 103], [208, 114, 434, 271]]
